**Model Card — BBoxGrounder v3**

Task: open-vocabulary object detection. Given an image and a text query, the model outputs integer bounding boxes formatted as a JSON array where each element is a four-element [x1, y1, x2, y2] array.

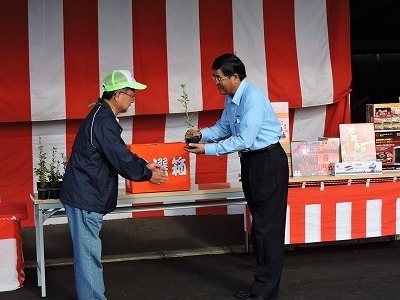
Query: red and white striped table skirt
[[245, 180, 400, 244]]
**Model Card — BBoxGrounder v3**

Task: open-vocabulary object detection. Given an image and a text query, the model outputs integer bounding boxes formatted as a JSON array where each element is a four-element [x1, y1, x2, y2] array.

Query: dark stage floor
[[2, 240, 400, 299]]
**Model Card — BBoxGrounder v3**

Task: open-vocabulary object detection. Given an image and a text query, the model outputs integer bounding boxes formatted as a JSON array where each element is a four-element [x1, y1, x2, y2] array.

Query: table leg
[[35, 205, 47, 298], [34, 205, 41, 287]]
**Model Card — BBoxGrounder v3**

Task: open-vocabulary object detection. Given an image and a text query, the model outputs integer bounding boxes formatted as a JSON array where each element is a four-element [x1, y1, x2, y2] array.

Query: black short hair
[[212, 53, 247, 80]]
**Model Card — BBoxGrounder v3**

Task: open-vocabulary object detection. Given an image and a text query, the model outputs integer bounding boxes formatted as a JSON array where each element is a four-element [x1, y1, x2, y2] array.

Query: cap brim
[[129, 82, 147, 90]]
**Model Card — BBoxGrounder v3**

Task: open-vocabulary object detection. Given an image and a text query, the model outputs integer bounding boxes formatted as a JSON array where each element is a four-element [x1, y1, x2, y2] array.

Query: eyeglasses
[[120, 91, 136, 100], [211, 75, 229, 84]]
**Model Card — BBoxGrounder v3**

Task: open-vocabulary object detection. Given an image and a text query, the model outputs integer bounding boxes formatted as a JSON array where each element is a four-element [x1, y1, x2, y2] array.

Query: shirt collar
[[228, 79, 248, 106]]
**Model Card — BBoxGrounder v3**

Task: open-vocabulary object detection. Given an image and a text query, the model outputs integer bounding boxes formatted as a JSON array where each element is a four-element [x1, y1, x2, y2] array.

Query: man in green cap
[[60, 70, 168, 300]]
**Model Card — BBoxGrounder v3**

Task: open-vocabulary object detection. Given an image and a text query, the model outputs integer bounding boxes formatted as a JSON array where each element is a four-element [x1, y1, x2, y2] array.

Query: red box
[[125, 142, 190, 193]]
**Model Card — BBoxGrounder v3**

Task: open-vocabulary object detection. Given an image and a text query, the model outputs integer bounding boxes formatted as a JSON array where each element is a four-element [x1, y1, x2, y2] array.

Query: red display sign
[[126, 143, 190, 193]]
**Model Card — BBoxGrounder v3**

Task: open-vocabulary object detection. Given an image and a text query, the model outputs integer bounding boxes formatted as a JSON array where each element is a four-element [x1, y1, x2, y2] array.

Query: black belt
[[239, 142, 279, 158]]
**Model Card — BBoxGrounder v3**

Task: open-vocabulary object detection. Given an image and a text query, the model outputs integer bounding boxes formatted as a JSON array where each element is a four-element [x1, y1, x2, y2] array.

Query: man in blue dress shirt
[[185, 53, 289, 300]]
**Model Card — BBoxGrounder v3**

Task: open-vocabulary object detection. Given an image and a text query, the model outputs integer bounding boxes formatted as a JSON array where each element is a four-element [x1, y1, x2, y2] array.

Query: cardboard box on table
[[281, 143, 293, 177], [331, 161, 382, 175], [290, 140, 340, 177], [126, 142, 190, 193], [271, 102, 292, 176], [366, 103, 400, 130], [271, 102, 290, 145], [339, 123, 376, 162], [374, 130, 400, 170]]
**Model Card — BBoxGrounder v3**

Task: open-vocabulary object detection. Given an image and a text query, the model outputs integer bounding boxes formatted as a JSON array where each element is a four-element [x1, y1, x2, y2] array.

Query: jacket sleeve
[[94, 116, 152, 182]]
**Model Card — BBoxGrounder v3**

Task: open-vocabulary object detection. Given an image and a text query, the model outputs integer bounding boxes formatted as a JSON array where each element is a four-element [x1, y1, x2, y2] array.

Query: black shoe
[[235, 287, 252, 298]]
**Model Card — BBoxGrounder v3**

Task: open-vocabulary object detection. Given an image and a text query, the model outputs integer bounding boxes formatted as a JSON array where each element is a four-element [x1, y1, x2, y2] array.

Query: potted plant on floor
[[34, 137, 49, 200], [177, 84, 201, 147], [48, 147, 62, 199]]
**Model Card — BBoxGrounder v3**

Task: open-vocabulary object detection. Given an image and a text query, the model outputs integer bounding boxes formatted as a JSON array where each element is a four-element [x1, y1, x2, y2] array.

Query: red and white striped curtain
[[0, 0, 351, 226]]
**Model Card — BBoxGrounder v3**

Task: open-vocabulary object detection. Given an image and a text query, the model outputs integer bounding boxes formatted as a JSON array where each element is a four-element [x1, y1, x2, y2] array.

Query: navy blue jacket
[[60, 99, 152, 214]]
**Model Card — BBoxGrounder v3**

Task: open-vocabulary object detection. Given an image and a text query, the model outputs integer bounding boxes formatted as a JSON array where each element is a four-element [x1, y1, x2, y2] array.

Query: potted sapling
[[34, 137, 50, 199], [60, 152, 68, 181], [48, 147, 62, 199], [177, 84, 201, 147]]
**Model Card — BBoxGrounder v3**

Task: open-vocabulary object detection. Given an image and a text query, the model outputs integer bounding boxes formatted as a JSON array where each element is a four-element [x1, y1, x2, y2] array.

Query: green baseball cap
[[102, 70, 147, 91]]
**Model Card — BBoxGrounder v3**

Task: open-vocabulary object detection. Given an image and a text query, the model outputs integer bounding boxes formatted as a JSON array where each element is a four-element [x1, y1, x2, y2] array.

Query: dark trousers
[[240, 143, 289, 298]]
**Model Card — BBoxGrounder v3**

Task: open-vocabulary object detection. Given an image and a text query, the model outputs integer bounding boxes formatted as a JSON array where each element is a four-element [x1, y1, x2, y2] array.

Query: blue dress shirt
[[201, 79, 282, 156]]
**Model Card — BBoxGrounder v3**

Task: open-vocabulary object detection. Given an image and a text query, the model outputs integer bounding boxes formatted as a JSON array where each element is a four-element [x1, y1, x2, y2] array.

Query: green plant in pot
[[34, 137, 49, 200], [60, 152, 68, 180], [177, 84, 201, 147], [58, 152, 69, 192], [48, 147, 63, 199]]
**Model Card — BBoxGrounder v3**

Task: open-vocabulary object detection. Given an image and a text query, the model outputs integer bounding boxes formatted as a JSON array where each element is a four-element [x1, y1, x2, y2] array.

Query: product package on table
[[375, 130, 400, 170], [331, 161, 382, 175], [290, 140, 340, 177]]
